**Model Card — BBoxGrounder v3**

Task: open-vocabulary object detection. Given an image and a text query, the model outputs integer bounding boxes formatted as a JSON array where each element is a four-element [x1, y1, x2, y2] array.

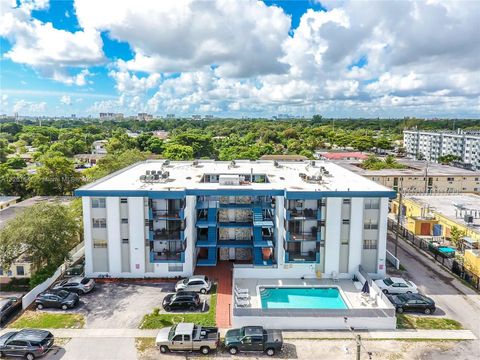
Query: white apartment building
[[75, 160, 396, 280], [404, 129, 480, 170]]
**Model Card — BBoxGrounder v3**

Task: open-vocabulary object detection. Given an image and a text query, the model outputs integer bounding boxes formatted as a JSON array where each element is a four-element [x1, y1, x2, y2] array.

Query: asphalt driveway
[[77, 282, 175, 329]]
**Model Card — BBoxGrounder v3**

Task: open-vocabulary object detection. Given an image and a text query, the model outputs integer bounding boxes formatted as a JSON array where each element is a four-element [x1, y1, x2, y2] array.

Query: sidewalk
[[0, 328, 476, 340]]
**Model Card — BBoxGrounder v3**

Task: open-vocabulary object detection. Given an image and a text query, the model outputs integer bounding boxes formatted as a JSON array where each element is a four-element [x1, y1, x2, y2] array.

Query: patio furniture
[[235, 285, 249, 294], [235, 297, 250, 307], [234, 289, 250, 299], [332, 271, 339, 283]]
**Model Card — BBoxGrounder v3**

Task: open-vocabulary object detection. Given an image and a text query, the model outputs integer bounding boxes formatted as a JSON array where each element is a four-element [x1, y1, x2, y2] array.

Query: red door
[[420, 222, 431, 235]]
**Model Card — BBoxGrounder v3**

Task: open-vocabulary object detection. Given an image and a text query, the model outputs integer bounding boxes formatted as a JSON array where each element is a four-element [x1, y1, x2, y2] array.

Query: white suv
[[175, 275, 212, 294]]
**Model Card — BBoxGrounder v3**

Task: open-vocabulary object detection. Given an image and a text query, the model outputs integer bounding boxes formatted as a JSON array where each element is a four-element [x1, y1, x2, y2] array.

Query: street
[[387, 232, 480, 359]]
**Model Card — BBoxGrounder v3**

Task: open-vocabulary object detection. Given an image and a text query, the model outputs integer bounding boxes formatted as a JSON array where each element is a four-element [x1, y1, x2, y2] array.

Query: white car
[[374, 277, 418, 294], [175, 275, 212, 294]]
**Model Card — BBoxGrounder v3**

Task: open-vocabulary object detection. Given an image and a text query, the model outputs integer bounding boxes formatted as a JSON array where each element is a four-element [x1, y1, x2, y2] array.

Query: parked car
[[64, 264, 84, 278], [162, 292, 201, 312], [155, 322, 220, 355], [51, 276, 95, 294], [374, 277, 418, 294], [35, 290, 79, 310], [0, 329, 54, 360], [224, 326, 283, 356], [0, 296, 23, 325], [175, 275, 212, 294], [387, 293, 436, 314]]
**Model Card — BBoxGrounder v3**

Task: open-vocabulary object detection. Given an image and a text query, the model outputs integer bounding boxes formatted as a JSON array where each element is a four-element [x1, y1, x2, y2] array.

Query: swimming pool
[[260, 287, 348, 309]]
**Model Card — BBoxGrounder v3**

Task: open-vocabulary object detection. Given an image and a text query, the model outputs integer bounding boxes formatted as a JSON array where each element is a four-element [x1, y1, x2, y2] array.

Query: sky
[[0, 0, 479, 118]]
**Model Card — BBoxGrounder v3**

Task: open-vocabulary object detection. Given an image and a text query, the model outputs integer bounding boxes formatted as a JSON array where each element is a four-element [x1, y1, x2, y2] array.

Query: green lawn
[[397, 314, 463, 330], [9, 311, 85, 329], [139, 285, 217, 329]]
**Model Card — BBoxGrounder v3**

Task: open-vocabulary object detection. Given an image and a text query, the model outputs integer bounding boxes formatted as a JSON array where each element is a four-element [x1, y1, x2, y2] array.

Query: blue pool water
[[260, 287, 348, 309]]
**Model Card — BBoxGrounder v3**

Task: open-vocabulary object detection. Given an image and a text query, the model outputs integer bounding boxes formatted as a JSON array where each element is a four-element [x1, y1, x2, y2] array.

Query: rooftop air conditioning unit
[[193, 160, 199, 166], [274, 160, 279, 167], [163, 160, 170, 166], [299, 173, 306, 179], [310, 160, 316, 167], [146, 170, 151, 175], [140, 175, 146, 181], [162, 171, 169, 179]]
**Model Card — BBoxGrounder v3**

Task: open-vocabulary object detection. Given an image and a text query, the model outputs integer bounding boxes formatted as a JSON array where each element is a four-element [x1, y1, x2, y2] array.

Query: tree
[[0, 138, 12, 162], [163, 144, 194, 160], [171, 130, 214, 158], [450, 226, 464, 249], [0, 202, 80, 279], [5, 156, 27, 169], [438, 154, 461, 165], [85, 149, 149, 181], [28, 152, 83, 195]]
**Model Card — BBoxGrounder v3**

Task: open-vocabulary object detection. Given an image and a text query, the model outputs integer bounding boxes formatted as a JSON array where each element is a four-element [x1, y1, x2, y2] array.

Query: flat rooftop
[[407, 194, 480, 232], [76, 160, 394, 195], [335, 159, 480, 177]]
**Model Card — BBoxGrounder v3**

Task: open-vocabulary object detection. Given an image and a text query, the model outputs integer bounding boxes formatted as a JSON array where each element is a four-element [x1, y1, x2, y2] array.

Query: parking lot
[[28, 280, 211, 329]]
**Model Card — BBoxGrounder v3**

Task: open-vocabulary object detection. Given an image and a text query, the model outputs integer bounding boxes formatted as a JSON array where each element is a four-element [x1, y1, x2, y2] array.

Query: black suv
[[387, 293, 436, 314], [35, 290, 79, 310], [0, 329, 54, 360], [162, 291, 201, 312]]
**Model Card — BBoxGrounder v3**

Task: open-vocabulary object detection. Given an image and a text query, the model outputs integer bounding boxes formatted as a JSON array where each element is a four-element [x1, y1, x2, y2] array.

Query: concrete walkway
[[1, 328, 476, 340]]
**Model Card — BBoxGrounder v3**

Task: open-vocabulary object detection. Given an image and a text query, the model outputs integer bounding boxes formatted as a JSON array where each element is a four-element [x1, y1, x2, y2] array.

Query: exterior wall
[[348, 198, 364, 274], [391, 197, 480, 242], [106, 197, 122, 274], [404, 130, 480, 170], [82, 197, 94, 275], [464, 250, 480, 277], [366, 175, 480, 194], [0, 262, 33, 283], [324, 198, 342, 275], [128, 197, 146, 276]]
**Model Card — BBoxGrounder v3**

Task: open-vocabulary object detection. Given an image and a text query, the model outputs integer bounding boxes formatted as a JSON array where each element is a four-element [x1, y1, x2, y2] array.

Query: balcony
[[152, 209, 184, 220], [285, 251, 319, 263], [150, 251, 184, 263], [286, 231, 320, 242], [152, 229, 184, 240], [286, 208, 320, 220]]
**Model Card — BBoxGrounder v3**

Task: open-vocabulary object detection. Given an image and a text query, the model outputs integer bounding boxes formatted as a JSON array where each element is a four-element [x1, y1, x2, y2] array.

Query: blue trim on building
[[285, 190, 396, 199]]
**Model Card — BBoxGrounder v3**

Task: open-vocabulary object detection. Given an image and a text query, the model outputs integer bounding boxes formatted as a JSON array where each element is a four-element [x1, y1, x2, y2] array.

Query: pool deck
[[235, 278, 389, 309]]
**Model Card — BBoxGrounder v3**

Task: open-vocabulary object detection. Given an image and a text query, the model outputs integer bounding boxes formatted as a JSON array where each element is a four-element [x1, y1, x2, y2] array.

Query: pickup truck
[[224, 326, 283, 356], [155, 322, 220, 355]]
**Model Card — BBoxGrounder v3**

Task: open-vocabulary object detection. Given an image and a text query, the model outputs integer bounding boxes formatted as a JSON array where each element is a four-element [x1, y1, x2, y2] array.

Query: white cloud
[[74, 0, 290, 77], [60, 95, 72, 105], [0, 0, 104, 85], [109, 67, 161, 95], [13, 99, 47, 114]]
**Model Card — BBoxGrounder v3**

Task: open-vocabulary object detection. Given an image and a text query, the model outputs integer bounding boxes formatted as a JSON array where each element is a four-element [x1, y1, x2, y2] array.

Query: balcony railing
[[153, 229, 183, 240], [286, 208, 319, 219], [287, 232, 319, 241], [285, 251, 318, 262], [152, 209, 184, 219], [151, 251, 183, 262]]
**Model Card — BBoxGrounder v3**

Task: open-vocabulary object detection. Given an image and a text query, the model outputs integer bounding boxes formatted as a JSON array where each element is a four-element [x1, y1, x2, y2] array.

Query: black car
[[35, 290, 79, 310], [0, 297, 23, 325], [0, 329, 54, 360], [387, 293, 436, 314], [162, 292, 201, 312]]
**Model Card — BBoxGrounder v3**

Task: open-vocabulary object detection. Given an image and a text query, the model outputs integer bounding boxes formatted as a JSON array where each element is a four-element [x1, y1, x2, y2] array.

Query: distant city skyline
[[1, 0, 479, 118]]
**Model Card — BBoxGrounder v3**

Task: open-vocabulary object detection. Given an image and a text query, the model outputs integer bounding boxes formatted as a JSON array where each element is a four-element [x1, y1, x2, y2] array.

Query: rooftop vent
[[193, 160, 199, 166], [274, 160, 280, 167], [310, 160, 316, 167]]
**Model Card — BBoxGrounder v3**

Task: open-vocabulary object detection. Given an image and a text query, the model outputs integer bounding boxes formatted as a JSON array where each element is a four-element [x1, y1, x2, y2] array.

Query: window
[[169, 264, 184, 272], [121, 218, 128, 224], [447, 177, 454, 181], [120, 198, 128, 204], [16, 266, 25, 276], [122, 238, 129, 244], [183, 335, 191, 341], [91, 198, 106, 208], [93, 240, 107, 248], [172, 335, 183, 341], [92, 218, 107, 228], [342, 198, 351, 205], [0, 268, 3, 276], [342, 219, 350, 225], [364, 219, 378, 230], [364, 198, 380, 209], [363, 239, 377, 249]]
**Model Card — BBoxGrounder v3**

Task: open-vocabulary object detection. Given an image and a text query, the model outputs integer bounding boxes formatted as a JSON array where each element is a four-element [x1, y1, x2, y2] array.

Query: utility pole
[[395, 177, 403, 257], [424, 160, 429, 193], [356, 334, 361, 360]]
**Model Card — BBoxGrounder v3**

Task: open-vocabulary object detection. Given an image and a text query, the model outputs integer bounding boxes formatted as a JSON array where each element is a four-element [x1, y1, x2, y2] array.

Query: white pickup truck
[[155, 322, 220, 355]]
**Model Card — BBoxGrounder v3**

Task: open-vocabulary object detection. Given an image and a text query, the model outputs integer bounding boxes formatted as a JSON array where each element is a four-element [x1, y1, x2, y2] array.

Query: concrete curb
[[0, 328, 476, 340]]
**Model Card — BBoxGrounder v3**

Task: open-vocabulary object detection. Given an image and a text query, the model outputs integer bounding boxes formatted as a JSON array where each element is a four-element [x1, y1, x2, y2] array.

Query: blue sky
[[1, 0, 479, 118]]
